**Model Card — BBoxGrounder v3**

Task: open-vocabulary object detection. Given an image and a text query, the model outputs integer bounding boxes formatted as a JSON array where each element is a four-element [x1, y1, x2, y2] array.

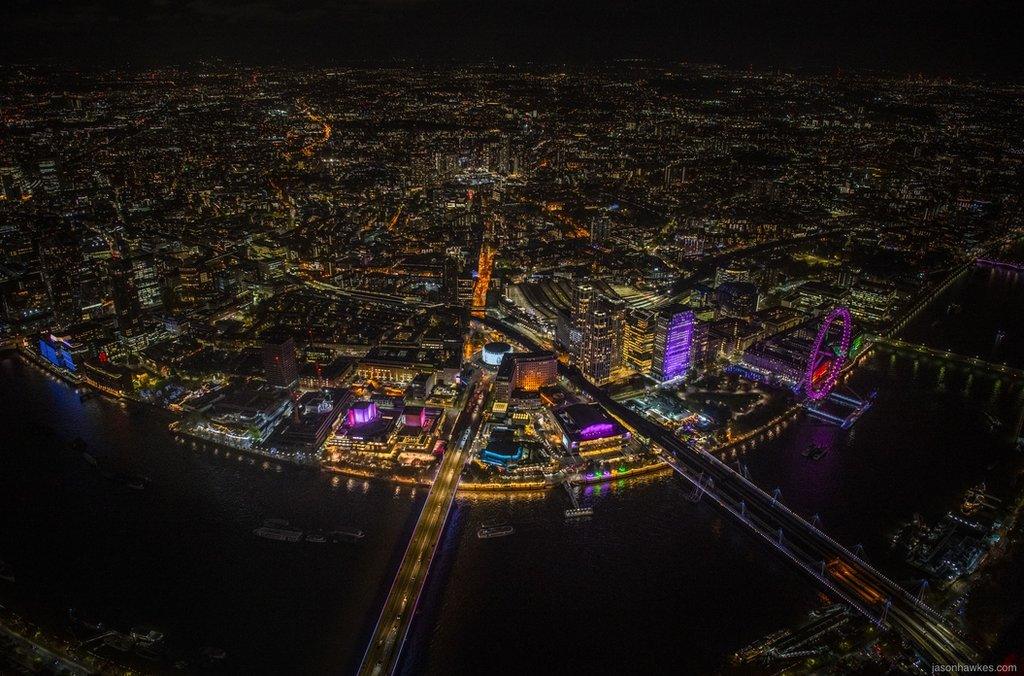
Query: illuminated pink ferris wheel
[[804, 306, 853, 401]]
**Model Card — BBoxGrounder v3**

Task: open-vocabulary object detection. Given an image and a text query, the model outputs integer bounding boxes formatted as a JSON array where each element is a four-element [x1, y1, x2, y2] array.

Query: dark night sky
[[3, 0, 1023, 77]]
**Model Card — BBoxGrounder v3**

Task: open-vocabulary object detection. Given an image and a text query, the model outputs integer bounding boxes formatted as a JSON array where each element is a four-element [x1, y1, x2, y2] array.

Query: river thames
[[1, 262, 1023, 673]]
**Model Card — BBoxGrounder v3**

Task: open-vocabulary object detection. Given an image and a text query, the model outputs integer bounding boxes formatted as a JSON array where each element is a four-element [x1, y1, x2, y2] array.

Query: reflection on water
[[903, 257, 1024, 371], [3, 255, 1024, 674], [406, 348, 1023, 673], [406, 476, 818, 676], [405, 263, 1024, 674], [0, 356, 422, 674]]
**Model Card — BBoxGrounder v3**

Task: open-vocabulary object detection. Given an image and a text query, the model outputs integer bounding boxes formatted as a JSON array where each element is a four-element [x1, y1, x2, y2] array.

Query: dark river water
[[2, 259, 1023, 674], [0, 356, 425, 674], [406, 260, 1024, 674]]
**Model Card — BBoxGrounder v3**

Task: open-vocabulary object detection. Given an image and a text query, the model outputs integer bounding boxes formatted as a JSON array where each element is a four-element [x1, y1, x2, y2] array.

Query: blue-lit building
[[652, 306, 695, 382], [480, 427, 524, 467], [38, 333, 86, 372]]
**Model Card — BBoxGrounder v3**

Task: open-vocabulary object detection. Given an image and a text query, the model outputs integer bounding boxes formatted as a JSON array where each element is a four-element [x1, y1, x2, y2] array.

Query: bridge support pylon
[[878, 598, 892, 627], [916, 579, 929, 603]]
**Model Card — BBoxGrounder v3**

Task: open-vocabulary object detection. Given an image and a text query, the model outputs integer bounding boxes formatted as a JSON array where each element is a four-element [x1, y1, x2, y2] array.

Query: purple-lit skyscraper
[[652, 306, 695, 381]]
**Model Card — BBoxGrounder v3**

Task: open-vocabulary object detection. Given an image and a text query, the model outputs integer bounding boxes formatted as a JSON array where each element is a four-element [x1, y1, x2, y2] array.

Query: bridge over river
[[481, 314, 981, 667], [868, 334, 1024, 382], [358, 374, 490, 675]]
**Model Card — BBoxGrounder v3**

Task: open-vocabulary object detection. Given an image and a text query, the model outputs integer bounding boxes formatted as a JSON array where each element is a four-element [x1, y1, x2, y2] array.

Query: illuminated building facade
[[187, 383, 293, 446], [331, 400, 443, 458], [356, 346, 451, 385], [848, 281, 897, 325], [622, 309, 654, 374], [571, 282, 617, 385], [652, 306, 695, 382], [742, 342, 806, 382], [511, 352, 557, 392], [494, 351, 557, 404], [480, 427, 524, 467], [553, 403, 630, 456], [481, 341, 513, 367], [174, 257, 212, 307], [347, 401, 381, 427], [38, 333, 86, 372], [742, 319, 832, 385], [81, 357, 136, 397], [132, 255, 164, 311]]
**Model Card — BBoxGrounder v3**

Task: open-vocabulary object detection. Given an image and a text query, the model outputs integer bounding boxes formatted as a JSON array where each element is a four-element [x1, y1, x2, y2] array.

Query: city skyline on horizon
[[1, 21, 1023, 675], [2, 0, 1023, 79]]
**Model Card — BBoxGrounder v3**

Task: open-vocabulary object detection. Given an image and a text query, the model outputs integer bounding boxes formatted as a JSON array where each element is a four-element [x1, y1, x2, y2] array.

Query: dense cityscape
[[2, 59, 1024, 674]]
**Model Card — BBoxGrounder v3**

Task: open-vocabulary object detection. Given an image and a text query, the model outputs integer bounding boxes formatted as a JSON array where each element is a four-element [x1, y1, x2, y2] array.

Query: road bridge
[[358, 375, 489, 675]]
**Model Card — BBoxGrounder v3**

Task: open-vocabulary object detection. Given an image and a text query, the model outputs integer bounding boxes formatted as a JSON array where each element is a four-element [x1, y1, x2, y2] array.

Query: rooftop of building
[[193, 381, 291, 417], [553, 402, 625, 442], [267, 388, 351, 449], [361, 344, 444, 366]]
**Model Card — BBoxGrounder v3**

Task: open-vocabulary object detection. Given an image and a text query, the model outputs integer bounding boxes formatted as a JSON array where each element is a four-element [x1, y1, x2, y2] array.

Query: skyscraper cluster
[[567, 282, 701, 384]]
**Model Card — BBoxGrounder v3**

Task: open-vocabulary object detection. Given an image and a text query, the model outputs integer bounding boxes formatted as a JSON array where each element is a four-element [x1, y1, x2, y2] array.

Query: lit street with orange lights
[[2, 20, 1024, 674]]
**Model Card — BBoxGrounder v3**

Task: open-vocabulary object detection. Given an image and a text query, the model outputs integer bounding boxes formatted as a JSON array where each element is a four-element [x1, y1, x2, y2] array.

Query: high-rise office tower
[[590, 214, 611, 244], [605, 296, 626, 371], [263, 336, 299, 389], [570, 281, 597, 369], [38, 158, 60, 195], [572, 281, 617, 385], [652, 306, 696, 382], [110, 256, 143, 338], [175, 257, 211, 307], [132, 254, 164, 311], [622, 309, 655, 375]]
